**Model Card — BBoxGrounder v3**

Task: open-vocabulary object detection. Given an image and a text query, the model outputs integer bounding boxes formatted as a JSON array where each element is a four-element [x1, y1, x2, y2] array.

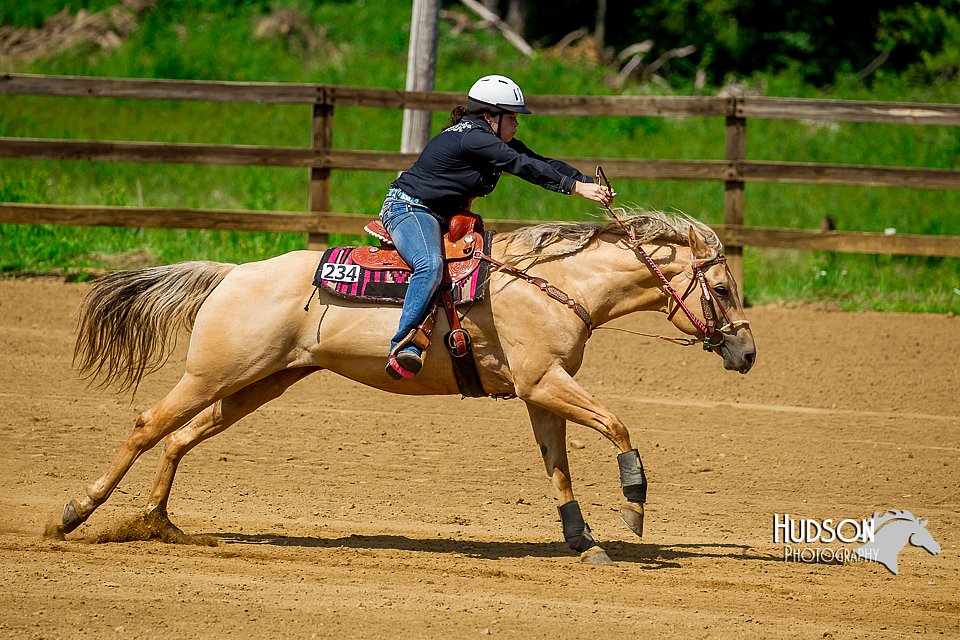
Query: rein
[[475, 166, 750, 348], [474, 249, 707, 346], [475, 250, 594, 332], [594, 165, 748, 351], [593, 326, 699, 346]]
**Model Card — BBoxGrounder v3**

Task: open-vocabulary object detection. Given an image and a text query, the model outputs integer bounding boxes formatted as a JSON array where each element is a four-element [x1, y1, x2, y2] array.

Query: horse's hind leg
[[57, 373, 219, 537], [526, 403, 612, 565], [143, 367, 318, 536]]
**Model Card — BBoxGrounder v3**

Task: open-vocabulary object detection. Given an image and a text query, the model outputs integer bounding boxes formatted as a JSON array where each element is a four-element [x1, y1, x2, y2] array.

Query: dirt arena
[[1, 277, 957, 639]]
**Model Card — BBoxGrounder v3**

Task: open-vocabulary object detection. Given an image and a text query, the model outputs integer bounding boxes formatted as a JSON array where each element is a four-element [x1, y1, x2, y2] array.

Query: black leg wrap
[[618, 449, 648, 503], [558, 500, 598, 553]]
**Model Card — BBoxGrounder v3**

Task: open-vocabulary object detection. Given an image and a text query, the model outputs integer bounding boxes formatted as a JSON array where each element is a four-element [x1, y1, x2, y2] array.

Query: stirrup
[[386, 352, 421, 379], [386, 328, 426, 380]]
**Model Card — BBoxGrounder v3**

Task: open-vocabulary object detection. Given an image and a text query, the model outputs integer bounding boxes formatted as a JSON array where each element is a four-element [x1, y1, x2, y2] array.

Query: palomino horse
[[52, 209, 756, 564]]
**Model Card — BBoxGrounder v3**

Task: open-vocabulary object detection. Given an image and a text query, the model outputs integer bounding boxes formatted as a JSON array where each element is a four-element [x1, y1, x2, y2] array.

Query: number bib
[[319, 262, 360, 283]]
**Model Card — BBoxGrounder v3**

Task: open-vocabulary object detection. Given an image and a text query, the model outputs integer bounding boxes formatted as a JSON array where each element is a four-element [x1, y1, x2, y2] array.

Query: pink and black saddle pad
[[312, 231, 494, 306]]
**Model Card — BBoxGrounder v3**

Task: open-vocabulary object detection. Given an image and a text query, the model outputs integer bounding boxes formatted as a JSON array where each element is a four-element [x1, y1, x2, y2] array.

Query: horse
[[854, 510, 941, 574], [50, 208, 756, 564]]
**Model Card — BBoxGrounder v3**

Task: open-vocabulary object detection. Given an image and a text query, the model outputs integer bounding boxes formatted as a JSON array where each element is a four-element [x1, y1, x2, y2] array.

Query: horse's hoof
[[620, 502, 644, 537], [580, 546, 614, 565], [61, 499, 86, 535], [143, 511, 218, 547]]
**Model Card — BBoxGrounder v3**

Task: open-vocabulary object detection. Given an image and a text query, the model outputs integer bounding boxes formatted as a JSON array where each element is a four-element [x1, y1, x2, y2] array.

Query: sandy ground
[[0, 277, 958, 639]]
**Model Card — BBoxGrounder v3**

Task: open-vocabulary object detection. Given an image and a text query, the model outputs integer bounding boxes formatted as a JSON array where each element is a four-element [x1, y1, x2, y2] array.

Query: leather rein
[[476, 165, 750, 351]]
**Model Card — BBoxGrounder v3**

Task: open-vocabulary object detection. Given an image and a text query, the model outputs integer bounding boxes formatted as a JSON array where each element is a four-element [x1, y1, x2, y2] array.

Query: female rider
[[381, 74, 616, 379]]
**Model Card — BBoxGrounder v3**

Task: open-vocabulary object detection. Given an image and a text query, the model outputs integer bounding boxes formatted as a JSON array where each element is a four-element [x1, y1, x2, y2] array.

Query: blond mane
[[497, 207, 722, 263]]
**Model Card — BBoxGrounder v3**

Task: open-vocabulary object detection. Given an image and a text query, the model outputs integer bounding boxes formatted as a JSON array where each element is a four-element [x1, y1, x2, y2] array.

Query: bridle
[[665, 254, 740, 350], [594, 166, 750, 351]]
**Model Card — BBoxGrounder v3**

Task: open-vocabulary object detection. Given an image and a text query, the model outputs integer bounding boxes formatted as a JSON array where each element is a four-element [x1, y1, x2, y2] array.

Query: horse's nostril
[[744, 351, 756, 366]]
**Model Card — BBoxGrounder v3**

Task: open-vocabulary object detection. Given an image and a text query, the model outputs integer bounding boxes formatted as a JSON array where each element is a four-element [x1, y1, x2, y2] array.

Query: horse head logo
[[854, 510, 941, 575]]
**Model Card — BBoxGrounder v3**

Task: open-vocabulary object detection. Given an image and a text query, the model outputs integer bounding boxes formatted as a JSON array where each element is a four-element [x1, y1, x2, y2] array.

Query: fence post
[[724, 98, 746, 303], [308, 87, 333, 250]]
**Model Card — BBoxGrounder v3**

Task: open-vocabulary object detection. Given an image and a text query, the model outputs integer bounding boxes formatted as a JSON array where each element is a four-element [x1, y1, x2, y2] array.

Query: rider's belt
[[384, 188, 448, 226], [386, 187, 423, 205]]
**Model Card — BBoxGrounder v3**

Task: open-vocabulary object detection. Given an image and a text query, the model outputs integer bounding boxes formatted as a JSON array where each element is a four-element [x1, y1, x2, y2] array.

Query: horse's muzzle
[[720, 338, 756, 374]]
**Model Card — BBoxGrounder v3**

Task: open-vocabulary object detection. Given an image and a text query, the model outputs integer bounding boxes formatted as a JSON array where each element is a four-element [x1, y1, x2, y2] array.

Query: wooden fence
[[2, 72, 960, 287]]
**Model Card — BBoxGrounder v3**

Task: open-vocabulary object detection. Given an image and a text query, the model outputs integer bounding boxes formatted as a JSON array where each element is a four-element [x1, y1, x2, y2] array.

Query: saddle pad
[[313, 234, 493, 306]]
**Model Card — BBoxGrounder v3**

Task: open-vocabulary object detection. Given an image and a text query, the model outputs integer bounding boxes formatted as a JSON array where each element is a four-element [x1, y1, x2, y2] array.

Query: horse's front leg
[[525, 403, 612, 565], [517, 366, 648, 539]]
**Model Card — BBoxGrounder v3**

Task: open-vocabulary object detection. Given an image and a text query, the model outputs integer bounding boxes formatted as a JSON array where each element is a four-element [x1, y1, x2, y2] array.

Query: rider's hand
[[573, 181, 617, 206]]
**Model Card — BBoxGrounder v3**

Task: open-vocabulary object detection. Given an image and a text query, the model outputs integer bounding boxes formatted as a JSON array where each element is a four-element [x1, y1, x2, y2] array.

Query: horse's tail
[[73, 260, 237, 393]]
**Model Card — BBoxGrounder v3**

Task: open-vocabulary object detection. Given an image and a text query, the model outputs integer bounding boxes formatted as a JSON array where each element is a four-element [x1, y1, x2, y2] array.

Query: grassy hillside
[[1, 0, 958, 312]]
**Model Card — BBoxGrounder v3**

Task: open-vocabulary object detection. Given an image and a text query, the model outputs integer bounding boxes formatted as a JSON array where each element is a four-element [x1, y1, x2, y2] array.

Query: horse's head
[[909, 518, 942, 555], [664, 227, 756, 374]]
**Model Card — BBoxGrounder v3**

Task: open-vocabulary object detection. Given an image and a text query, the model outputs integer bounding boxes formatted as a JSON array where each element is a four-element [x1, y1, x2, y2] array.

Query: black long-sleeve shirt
[[391, 116, 593, 221]]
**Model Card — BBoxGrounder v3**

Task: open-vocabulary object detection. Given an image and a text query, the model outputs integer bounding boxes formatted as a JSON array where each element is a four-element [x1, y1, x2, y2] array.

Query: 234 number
[[321, 263, 360, 283]]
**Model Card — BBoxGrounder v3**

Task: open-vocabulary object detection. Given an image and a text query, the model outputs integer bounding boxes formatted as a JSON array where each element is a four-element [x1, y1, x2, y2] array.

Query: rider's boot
[[386, 326, 429, 379], [386, 346, 423, 379]]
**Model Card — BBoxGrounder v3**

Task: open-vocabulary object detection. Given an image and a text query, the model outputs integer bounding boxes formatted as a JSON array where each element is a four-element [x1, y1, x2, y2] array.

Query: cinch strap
[[439, 285, 487, 397]]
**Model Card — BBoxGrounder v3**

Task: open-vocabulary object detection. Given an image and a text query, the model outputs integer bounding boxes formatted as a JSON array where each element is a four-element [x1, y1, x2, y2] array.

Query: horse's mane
[[497, 207, 722, 264]]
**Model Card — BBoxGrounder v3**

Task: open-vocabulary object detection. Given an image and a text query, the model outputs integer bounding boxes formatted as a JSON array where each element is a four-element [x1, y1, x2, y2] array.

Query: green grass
[[1, 0, 958, 313]]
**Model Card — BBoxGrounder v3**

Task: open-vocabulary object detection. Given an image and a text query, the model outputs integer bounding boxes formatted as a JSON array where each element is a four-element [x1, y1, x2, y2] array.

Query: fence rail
[[6, 73, 960, 122], [2, 73, 960, 281]]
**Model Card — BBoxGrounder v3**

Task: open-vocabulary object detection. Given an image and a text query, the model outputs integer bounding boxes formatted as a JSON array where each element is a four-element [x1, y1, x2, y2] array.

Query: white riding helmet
[[467, 75, 532, 114]]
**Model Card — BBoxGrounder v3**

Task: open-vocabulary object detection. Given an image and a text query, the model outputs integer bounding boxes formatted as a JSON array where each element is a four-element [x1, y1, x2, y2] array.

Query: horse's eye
[[713, 284, 729, 296]]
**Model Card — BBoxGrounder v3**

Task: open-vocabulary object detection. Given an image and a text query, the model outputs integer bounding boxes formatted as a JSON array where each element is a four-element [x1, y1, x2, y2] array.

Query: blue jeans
[[380, 188, 443, 354]]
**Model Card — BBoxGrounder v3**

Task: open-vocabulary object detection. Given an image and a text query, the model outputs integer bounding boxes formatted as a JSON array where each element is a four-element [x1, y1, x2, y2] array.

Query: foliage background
[[0, 0, 958, 312]]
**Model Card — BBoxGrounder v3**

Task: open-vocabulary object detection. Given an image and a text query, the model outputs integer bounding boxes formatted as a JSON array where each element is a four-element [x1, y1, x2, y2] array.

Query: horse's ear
[[688, 227, 712, 259], [921, 519, 928, 528]]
